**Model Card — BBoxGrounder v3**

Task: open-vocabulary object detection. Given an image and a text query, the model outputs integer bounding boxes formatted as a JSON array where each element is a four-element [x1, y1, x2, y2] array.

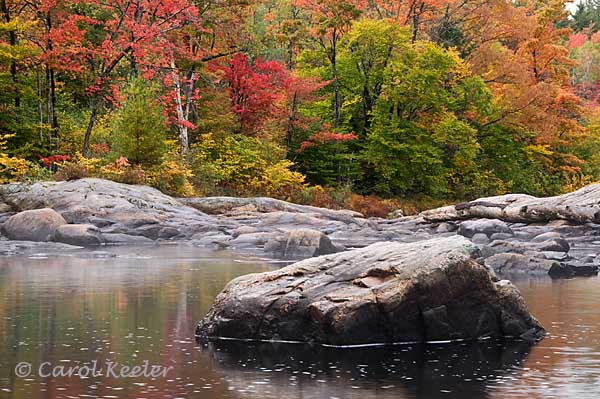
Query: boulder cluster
[[4, 178, 600, 345]]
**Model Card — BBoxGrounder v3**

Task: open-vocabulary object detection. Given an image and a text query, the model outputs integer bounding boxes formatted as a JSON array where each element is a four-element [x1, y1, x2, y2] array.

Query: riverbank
[[0, 178, 599, 278]]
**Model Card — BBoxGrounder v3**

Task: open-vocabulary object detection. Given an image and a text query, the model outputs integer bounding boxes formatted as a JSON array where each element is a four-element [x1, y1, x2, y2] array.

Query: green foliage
[[572, 110, 600, 185], [571, 0, 600, 32], [337, 19, 411, 133], [361, 35, 492, 197], [109, 79, 167, 167]]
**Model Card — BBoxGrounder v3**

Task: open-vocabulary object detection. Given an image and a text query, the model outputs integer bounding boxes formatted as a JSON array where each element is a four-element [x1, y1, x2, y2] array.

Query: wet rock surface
[[196, 236, 545, 345]]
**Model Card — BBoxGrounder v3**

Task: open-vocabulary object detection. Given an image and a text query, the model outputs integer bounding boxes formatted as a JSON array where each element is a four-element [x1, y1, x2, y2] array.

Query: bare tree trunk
[[330, 29, 341, 181], [82, 96, 98, 157], [37, 66, 44, 143], [45, 66, 52, 147], [170, 58, 189, 153], [412, 2, 425, 43], [286, 91, 298, 159], [50, 68, 59, 150], [332, 33, 340, 129]]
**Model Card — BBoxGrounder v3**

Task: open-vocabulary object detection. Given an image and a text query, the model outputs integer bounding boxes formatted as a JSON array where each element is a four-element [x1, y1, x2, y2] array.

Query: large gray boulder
[[2, 208, 66, 241], [0, 178, 223, 239], [0, 179, 378, 252], [485, 253, 561, 275], [196, 236, 544, 345], [182, 196, 363, 221]]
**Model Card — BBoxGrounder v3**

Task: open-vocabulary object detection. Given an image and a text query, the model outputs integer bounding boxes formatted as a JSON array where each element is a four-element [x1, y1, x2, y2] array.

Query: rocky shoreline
[[0, 178, 598, 278], [12, 178, 600, 345]]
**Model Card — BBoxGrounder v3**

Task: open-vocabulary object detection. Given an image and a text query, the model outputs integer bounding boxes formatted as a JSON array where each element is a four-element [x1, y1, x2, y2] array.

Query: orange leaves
[[294, 0, 364, 35], [463, 0, 581, 152]]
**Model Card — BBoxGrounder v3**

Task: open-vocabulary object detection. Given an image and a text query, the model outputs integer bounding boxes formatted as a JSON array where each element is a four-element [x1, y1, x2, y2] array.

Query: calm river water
[[1, 244, 599, 399]]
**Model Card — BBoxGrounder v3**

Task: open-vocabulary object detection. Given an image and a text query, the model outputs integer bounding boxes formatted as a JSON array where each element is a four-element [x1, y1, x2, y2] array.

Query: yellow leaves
[[190, 133, 307, 200], [0, 134, 30, 184], [0, 18, 36, 34], [0, 153, 29, 184], [250, 160, 306, 200], [147, 158, 195, 198], [525, 144, 553, 157]]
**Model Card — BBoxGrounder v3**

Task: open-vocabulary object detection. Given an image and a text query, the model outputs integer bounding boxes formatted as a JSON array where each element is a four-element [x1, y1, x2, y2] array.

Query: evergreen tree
[[110, 79, 167, 167]]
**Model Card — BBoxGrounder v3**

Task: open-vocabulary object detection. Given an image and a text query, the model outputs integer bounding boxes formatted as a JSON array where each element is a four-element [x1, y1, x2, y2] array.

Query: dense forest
[[1, 0, 600, 215]]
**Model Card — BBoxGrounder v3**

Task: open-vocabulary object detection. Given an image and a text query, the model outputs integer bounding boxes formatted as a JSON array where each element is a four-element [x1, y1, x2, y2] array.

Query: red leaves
[[569, 33, 587, 49], [45, 0, 199, 97], [223, 53, 290, 134], [298, 128, 358, 152], [220, 53, 332, 138], [40, 154, 70, 167]]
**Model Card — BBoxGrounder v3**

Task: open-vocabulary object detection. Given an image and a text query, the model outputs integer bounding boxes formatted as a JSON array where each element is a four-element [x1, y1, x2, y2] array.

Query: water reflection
[[1, 246, 600, 398], [0, 245, 274, 399], [199, 339, 534, 399]]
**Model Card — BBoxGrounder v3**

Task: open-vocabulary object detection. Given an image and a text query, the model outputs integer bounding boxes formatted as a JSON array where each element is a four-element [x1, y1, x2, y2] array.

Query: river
[[0, 245, 599, 399]]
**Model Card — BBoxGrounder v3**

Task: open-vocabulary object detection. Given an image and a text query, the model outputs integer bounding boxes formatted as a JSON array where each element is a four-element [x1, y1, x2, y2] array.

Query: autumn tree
[[46, 0, 198, 156], [162, 0, 253, 154], [221, 53, 289, 135], [359, 24, 491, 197], [294, 0, 363, 130]]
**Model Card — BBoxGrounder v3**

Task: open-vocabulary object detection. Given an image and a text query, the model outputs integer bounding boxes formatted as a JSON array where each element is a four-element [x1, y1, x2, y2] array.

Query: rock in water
[[54, 224, 105, 246], [196, 236, 544, 346], [2, 208, 66, 241], [264, 229, 342, 259]]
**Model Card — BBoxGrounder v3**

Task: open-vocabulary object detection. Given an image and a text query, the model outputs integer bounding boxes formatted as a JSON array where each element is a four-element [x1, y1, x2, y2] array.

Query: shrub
[[293, 184, 351, 209], [0, 154, 30, 184], [190, 133, 295, 197], [54, 153, 102, 181], [147, 157, 195, 197], [40, 154, 70, 168], [251, 160, 306, 201], [343, 194, 393, 218], [0, 134, 47, 184], [100, 157, 147, 185]]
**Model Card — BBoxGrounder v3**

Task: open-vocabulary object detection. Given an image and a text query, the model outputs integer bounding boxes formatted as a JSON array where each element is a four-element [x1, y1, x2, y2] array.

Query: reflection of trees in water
[[0, 247, 272, 399], [199, 339, 535, 399]]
